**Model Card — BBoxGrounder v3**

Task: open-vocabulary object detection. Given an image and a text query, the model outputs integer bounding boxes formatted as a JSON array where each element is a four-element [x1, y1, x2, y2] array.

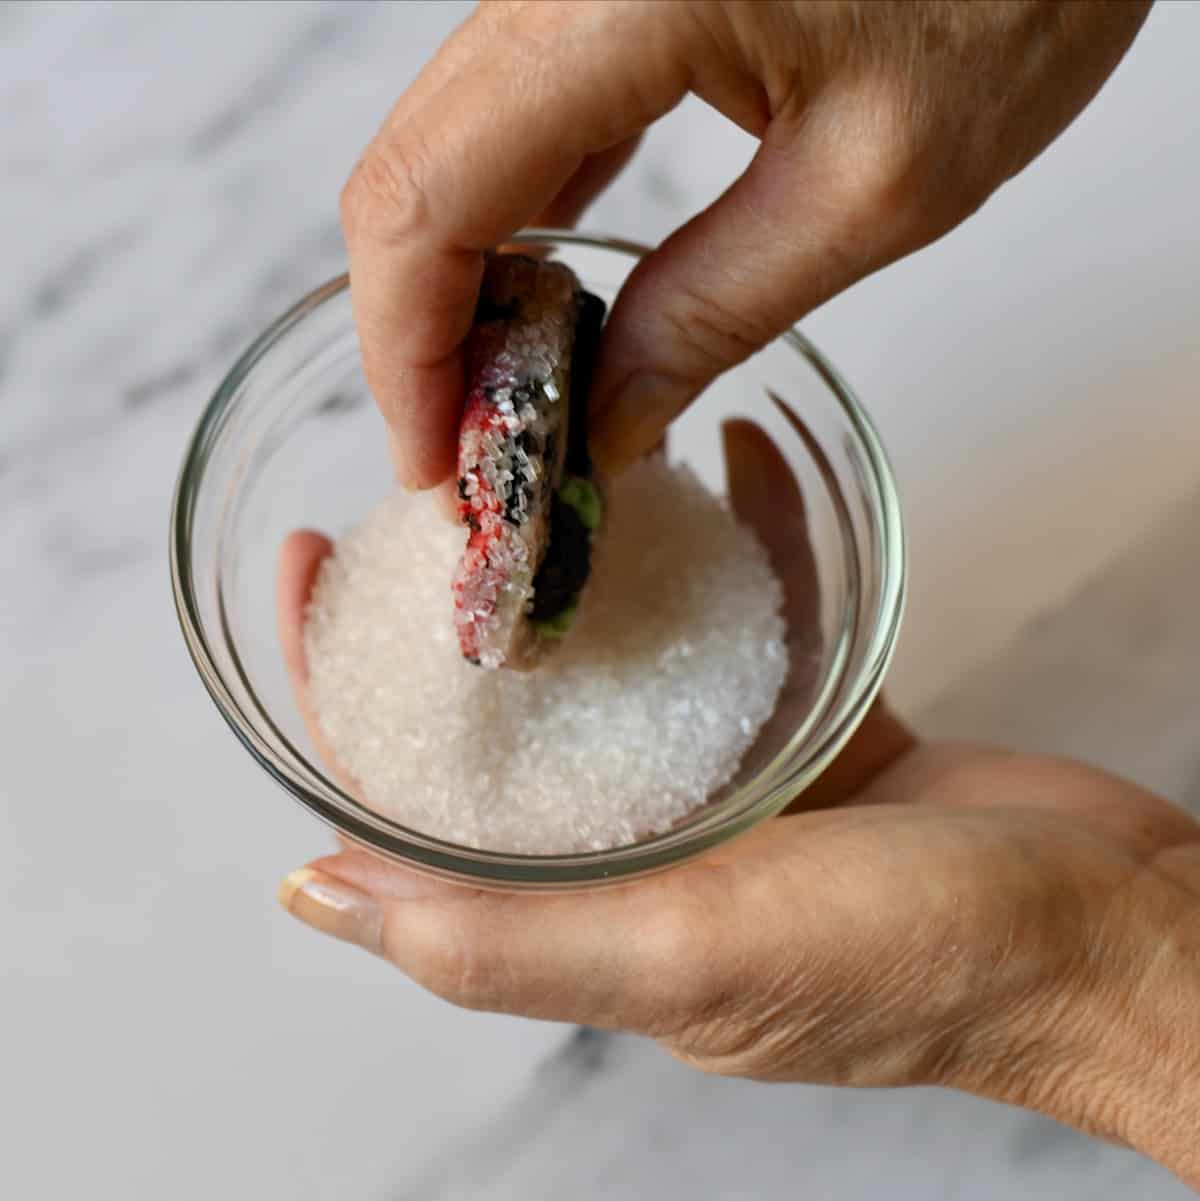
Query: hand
[[341, 0, 1150, 488], [277, 413, 1200, 1187]]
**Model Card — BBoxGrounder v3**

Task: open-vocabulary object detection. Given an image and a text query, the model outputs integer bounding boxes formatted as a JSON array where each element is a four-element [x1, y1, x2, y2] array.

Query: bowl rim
[[170, 230, 905, 890]]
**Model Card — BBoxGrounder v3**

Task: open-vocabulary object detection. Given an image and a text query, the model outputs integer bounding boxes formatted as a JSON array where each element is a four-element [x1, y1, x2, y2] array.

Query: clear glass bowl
[[170, 232, 904, 890]]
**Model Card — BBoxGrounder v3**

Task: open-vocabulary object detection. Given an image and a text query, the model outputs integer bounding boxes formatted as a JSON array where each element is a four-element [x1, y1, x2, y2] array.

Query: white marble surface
[[3, 2, 1199, 1197]]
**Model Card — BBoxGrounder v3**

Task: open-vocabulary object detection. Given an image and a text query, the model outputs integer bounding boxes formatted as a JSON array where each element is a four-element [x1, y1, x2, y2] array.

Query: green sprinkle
[[533, 598, 579, 640], [557, 477, 603, 532]]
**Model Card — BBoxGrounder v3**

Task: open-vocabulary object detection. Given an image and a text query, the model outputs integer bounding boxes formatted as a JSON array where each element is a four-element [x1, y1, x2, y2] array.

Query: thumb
[[590, 110, 918, 476], [277, 849, 723, 1031]]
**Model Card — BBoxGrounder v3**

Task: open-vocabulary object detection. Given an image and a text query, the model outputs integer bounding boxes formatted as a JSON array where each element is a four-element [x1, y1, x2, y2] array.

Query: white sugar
[[304, 458, 788, 854]]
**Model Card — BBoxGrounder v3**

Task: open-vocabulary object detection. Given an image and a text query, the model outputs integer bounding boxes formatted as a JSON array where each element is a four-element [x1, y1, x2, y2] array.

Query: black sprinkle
[[473, 295, 520, 323], [502, 481, 530, 526], [529, 496, 591, 621], [565, 290, 606, 476]]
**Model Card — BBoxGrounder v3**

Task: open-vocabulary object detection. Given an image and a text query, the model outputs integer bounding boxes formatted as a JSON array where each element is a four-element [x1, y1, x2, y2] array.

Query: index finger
[[341, 3, 690, 489], [722, 408, 913, 811]]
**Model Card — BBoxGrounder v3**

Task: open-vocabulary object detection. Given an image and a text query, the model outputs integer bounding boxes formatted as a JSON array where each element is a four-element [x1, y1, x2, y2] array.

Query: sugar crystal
[[304, 457, 788, 854]]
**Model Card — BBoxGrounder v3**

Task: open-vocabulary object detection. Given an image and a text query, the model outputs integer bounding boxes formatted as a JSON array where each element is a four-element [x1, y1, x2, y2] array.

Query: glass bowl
[[170, 232, 904, 890]]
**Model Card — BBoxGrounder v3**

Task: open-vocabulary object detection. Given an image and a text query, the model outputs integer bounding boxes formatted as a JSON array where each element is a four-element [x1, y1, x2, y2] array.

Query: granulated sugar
[[304, 457, 788, 853]]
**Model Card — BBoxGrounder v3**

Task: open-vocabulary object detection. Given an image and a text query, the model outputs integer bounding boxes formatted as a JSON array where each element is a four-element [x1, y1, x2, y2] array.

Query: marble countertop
[[3, 2, 1198, 1197]]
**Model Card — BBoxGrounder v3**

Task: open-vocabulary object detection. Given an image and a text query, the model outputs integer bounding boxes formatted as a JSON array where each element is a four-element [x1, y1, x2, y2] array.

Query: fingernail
[[432, 476, 461, 524], [591, 372, 692, 478], [386, 426, 424, 493], [278, 868, 384, 956]]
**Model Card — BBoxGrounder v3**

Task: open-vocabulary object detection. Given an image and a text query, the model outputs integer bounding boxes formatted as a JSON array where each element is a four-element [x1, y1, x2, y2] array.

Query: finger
[[431, 476, 462, 523], [721, 414, 914, 812], [795, 700, 916, 813], [279, 849, 723, 1033], [495, 135, 641, 264], [721, 416, 820, 783], [385, 426, 461, 523], [341, 8, 690, 490], [590, 104, 922, 475], [721, 417, 818, 636], [765, 392, 916, 799], [533, 135, 643, 230], [276, 529, 332, 691], [276, 530, 361, 795], [862, 745, 1200, 855]]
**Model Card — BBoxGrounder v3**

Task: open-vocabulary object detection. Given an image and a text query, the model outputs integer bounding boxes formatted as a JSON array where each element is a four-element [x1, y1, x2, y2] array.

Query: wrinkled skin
[[278, 0, 1200, 1185], [278, 415, 1200, 1187], [340, 0, 1151, 486]]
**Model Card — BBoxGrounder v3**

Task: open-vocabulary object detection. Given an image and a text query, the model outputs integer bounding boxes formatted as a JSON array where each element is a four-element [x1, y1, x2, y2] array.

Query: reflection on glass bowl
[[170, 232, 904, 891]]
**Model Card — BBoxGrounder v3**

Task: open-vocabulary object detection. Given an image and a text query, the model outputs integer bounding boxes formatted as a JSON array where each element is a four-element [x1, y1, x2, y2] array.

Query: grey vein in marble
[[393, 1028, 616, 1201], [27, 223, 145, 320], [186, 7, 360, 158], [4, 2, 1200, 1199], [922, 481, 1200, 814]]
